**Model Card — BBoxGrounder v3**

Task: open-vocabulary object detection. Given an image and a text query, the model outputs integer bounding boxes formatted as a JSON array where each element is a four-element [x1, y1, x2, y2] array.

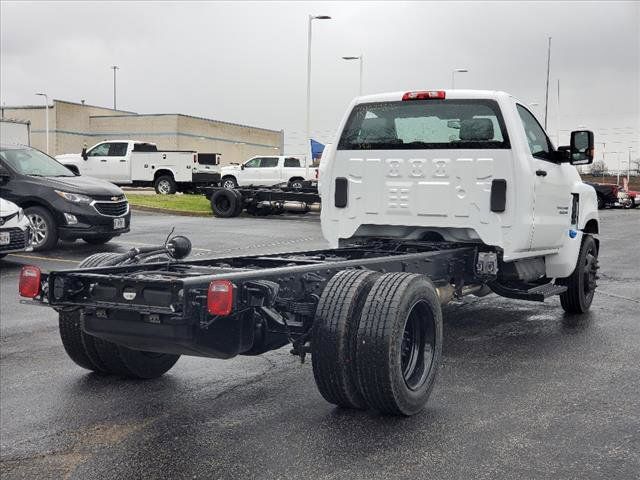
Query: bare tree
[[590, 160, 608, 176]]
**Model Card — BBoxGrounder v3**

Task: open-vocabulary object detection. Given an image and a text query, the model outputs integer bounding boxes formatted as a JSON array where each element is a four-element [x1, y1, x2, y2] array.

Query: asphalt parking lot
[[1, 209, 639, 479]]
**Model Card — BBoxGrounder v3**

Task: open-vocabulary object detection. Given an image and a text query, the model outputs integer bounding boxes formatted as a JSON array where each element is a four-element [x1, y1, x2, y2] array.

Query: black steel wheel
[[312, 269, 381, 409], [557, 234, 599, 314], [288, 178, 304, 190], [355, 273, 442, 416], [596, 194, 604, 210], [210, 189, 239, 217]]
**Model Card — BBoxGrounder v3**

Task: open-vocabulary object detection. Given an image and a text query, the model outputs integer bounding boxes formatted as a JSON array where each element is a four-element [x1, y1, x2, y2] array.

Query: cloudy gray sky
[[1, 1, 638, 167]]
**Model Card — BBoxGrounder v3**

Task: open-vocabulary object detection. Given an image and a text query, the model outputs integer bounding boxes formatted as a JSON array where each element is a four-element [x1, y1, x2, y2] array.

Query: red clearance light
[[19, 265, 41, 298], [207, 280, 234, 316], [402, 90, 446, 101]]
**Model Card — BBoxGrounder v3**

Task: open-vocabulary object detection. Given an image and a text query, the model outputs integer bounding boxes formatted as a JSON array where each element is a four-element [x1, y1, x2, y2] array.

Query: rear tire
[[58, 252, 180, 378], [58, 252, 123, 373], [597, 194, 604, 210], [288, 178, 304, 189], [210, 189, 239, 217], [25, 206, 58, 251], [154, 174, 176, 194], [557, 235, 599, 314], [231, 190, 244, 216], [355, 273, 443, 416], [312, 269, 381, 409]]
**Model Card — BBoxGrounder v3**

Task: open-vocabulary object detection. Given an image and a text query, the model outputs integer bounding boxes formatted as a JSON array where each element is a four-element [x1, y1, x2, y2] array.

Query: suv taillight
[[19, 265, 41, 298], [207, 280, 234, 316]]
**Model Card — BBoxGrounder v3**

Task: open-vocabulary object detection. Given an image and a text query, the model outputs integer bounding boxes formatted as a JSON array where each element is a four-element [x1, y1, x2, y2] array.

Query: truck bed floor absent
[[20, 89, 600, 416]]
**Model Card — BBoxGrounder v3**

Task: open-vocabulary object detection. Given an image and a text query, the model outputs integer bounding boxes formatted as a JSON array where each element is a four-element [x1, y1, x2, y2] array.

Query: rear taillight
[[402, 90, 446, 101], [19, 265, 41, 298], [207, 280, 234, 316]]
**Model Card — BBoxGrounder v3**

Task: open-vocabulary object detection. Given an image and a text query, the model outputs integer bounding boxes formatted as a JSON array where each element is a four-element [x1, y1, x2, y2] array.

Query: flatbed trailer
[[200, 183, 320, 217]]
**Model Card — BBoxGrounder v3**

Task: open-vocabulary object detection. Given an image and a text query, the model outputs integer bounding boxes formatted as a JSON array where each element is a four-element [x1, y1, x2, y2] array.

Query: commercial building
[[1, 100, 284, 165]]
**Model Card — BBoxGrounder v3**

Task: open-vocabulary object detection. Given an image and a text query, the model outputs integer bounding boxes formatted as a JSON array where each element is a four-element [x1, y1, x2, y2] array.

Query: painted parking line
[[5, 253, 79, 264]]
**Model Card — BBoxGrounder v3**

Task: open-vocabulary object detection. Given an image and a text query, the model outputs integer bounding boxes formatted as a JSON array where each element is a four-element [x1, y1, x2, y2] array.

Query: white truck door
[[516, 105, 569, 250], [258, 157, 280, 185], [106, 142, 131, 184], [84, 142, 111, 178], [240, 157, 261, 185]]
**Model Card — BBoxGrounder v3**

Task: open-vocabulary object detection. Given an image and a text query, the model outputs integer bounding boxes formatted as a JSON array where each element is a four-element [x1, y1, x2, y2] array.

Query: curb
[[130, 204, 212, 217]]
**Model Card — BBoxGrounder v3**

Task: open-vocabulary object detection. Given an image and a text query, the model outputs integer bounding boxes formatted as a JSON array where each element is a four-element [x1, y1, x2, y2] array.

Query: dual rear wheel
[[312, 270, 443, 416]]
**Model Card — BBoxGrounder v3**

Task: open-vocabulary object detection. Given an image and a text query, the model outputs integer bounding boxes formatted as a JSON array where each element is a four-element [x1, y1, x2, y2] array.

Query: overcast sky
[[1, 1, 638, 166]]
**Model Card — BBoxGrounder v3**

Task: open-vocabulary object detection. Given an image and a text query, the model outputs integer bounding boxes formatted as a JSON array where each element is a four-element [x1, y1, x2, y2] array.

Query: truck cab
[[320, 89, 598, 279]]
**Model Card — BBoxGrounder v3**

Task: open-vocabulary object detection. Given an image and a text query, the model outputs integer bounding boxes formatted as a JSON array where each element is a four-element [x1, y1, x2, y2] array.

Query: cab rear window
[[337, 99, 510, 150]]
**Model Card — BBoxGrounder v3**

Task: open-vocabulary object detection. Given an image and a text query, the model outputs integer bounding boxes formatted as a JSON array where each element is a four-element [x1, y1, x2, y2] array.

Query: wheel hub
[[27, 213, 47, 247]]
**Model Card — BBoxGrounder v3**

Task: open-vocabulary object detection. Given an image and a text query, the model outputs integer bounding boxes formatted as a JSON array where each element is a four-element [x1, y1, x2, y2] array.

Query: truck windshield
[[0, 147, 75, 177], [338, 99, 509, 150]]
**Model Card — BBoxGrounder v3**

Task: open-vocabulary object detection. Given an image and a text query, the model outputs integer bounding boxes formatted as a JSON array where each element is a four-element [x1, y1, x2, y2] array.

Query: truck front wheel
[[312, 269, 381, 409], [557, 235, 599, 314], [221, 176, 238, 189], [355, 273, 443, 416], [154, 174, 176, 194]]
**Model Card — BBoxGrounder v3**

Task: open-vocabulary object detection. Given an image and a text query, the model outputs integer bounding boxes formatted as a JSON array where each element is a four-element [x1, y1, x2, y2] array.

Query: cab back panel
[[321, 149, 516, 248]]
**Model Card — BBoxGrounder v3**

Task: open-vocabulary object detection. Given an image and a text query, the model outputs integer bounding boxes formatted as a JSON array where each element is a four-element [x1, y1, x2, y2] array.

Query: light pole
[[306, 14, 331, 158], [111, 65, 119, 110], [342, 55, 363, 96], [628, 148, 633, 182], [35, 93, 49, 154], [451, 68, 468, 89]]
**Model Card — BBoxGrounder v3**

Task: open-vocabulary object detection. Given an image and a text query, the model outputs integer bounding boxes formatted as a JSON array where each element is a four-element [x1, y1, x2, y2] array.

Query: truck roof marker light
[[402, 91, 446, 101], [19, 265, 41, 298], [208, 280, 234, 316]]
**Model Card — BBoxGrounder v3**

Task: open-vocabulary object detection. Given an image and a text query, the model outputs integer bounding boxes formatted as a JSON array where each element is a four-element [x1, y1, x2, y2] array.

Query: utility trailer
[[20, 89, 601, 416], [201, 183, 321, 217]]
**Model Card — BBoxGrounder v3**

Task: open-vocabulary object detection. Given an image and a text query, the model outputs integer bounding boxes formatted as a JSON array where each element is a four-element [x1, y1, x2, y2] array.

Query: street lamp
[[306, 14, 331, 159], [35, 93, 49, 154], [342, 54, 363, 96], [451, 68, 468, 89], [110, 65, 119, 110]]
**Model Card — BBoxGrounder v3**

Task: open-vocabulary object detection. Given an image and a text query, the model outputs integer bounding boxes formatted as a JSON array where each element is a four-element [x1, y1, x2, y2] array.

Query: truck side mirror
[[0, 167, 10, 184], [569, 130, 594, 165], [81, 148, 88, 161], [241, 164, 245, 170]]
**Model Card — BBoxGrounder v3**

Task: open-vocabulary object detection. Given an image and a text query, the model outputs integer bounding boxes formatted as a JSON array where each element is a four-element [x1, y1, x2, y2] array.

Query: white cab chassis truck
[[56, 141, 221, 194], [22, 90, 599, 417], [219, 155, 318, 189]]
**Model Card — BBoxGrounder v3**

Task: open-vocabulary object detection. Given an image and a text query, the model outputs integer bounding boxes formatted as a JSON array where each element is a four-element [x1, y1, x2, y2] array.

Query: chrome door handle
[[536, 169, 547, 177]]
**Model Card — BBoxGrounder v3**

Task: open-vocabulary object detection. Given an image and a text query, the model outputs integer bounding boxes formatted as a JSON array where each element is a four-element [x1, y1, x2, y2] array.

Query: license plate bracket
[[0, 231, 10, 245], [113, 218, 125, 230]]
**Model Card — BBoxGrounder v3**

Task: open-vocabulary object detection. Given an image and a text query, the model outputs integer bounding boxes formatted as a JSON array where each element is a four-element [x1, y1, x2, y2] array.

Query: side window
[[87, 143, 110, 157], [260, 158, 279, 168], [244, 158, 261, 168], [108, 143, 128, 157], [284, 157, 301, 168], [516, 105, 552, 159]]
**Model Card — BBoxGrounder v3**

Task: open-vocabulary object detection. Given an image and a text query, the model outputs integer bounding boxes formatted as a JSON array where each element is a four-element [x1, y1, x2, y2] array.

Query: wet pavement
[[1, 209, 638, 479]]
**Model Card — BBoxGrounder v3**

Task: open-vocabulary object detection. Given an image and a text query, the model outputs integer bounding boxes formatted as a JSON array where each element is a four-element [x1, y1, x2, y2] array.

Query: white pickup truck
[[219, 155, 318, 189], [25, 89, 601, 417], [56, 141, 220, 194]]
